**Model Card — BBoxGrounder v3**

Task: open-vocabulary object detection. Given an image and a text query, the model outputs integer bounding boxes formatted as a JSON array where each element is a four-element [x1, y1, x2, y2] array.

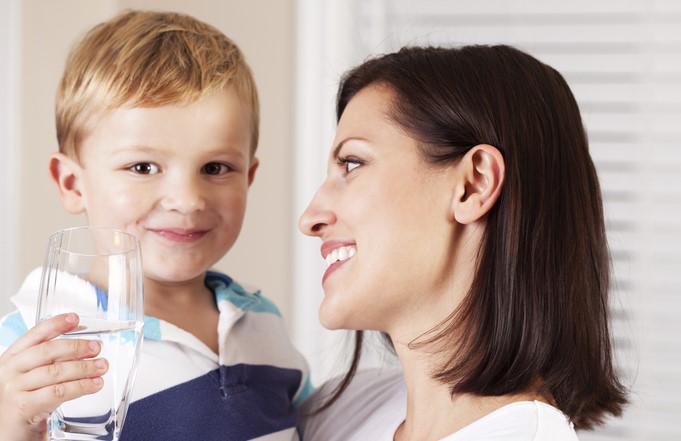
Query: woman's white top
[[300, 368, 578, 441]]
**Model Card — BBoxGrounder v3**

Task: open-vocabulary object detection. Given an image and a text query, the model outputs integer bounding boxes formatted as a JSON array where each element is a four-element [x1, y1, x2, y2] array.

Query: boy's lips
[[149, 228, 209, 243]]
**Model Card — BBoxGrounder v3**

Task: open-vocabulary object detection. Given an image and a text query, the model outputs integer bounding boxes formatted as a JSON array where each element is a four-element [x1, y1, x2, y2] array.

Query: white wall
[[0, 0, 21, 318], [1, 0, 296, 322]]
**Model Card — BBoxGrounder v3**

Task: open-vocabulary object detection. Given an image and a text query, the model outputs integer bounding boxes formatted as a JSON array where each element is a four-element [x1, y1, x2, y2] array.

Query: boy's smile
[[149, 228, 209, 243], [50, 86, 258, 288]]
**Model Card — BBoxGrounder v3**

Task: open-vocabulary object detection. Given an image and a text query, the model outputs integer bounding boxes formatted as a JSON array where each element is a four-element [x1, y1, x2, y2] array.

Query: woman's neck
[[392, 341, 549, 441]]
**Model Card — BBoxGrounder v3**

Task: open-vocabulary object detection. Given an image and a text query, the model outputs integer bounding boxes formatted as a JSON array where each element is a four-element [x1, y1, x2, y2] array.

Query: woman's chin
[[319, 302, 356, 331], [319, 313, 346, 331]]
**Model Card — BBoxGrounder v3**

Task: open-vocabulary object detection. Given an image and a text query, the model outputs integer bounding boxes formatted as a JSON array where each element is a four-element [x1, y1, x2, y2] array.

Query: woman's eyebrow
[[332, 137, 368, 159]]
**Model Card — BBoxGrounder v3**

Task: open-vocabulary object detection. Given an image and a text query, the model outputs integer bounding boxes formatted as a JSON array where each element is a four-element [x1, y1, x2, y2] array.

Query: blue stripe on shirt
[[143, 316, 161, 340], [294, 375, 315, 405], [0, 311, 27, 347], [207, 271, 282, 317]]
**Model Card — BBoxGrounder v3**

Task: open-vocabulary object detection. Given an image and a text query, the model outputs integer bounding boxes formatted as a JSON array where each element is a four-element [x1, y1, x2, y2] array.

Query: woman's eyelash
[[336, 156, 363, 173]]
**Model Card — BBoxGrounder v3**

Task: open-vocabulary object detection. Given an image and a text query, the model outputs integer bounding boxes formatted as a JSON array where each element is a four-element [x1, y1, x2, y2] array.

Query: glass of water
[[36, 226, 144, 441]]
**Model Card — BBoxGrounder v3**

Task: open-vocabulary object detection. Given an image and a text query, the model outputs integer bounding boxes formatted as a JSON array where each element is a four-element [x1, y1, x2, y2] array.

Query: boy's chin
[[143, 266, 212, 286]]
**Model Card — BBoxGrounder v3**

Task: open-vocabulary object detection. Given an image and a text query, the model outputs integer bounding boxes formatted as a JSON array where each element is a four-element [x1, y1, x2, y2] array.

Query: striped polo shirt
[[0, 268, 312, 441]]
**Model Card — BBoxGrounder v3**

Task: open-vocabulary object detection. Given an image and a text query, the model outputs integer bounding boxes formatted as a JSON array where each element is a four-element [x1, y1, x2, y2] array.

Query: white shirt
[[300, 368, 578, 441], [300, 368, 406, 441]]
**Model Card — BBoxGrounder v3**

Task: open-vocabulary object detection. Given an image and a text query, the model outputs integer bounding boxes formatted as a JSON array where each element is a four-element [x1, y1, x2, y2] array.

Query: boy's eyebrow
[[110, 144, 247, 158], [109, 145, 158, 154]]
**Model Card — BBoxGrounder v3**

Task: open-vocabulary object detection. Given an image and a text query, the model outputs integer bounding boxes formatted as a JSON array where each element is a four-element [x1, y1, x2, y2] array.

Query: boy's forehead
[[76, 88, 255, 156], [78, 90, 253, 156]]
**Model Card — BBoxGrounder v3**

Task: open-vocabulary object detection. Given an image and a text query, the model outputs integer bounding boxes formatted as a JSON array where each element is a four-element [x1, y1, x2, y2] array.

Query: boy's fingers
[[12, 338, 102, 373], [19, 358, 108, 391], [38, 376, 105, 409], [4, 313, 79, 355], [8, 377, 105, 427]]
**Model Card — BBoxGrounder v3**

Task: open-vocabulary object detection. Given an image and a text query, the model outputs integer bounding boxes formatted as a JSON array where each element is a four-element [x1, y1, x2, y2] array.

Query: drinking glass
[[36, 226, 144, 441]]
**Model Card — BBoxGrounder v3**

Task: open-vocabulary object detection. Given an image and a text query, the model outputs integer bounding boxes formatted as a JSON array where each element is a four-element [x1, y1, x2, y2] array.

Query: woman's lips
[[323, 258, 349, 284], [321, 244, 357, 284]]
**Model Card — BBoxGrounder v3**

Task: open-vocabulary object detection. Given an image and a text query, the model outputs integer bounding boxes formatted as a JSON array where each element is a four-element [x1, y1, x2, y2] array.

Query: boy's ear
[[450, 144, 505, 224], [48, 152, 85, 214], [247, 157, 259, 187]]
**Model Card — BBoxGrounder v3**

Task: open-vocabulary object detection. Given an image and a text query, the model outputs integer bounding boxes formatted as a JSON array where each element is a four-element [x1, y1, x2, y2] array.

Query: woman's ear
[[48, 152, 85, 214], [451, 144, 505, 224]]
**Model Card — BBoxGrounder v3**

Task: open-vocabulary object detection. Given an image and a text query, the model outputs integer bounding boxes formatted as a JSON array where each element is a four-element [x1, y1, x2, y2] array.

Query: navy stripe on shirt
[[121, 364, 302, 441]]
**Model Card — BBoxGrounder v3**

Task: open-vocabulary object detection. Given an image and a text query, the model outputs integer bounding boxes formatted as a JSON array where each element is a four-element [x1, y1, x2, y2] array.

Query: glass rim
[[48, 226, 140, 256]]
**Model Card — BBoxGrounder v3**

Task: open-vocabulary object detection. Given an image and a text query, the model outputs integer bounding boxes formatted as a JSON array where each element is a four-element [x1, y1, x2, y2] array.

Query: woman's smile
[[321, 243, 357, 284]]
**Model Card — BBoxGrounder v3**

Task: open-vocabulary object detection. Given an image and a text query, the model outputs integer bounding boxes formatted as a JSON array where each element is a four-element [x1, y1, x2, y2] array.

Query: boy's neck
[[143, 274, 220, 354]]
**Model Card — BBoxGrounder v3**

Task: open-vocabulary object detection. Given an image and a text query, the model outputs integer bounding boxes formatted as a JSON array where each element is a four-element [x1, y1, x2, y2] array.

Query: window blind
[[348, 1, 681, 439]]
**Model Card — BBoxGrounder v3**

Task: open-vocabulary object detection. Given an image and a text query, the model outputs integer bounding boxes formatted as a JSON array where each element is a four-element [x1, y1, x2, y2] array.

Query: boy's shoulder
[[0, 310, 28, 352], [0, 268, 43, 352], [205, 271, 282, 317]]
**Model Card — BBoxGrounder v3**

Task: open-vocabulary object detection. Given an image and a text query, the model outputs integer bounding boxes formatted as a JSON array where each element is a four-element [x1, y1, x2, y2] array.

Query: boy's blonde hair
[[56, 9, 259, 159]]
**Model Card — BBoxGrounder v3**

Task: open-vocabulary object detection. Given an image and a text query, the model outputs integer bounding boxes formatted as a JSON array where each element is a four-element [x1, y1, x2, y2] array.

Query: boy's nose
[[160, 176, 206, 214], [299, 186, 336, 237]]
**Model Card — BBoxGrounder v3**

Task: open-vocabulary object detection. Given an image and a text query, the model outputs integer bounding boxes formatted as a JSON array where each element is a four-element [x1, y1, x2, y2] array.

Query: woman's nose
[[299, 186, 336, 237]]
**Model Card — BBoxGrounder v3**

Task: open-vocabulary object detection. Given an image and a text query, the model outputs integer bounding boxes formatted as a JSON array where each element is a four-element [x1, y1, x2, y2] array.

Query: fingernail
[[88, 340, 100, 352], [65, 314, 77, 324], [92, 377, 103, 385], [95, 359, 107, 369]]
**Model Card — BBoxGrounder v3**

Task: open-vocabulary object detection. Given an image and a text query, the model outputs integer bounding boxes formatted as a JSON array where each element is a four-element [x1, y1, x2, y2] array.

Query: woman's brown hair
[[321, 45, 627, 430]]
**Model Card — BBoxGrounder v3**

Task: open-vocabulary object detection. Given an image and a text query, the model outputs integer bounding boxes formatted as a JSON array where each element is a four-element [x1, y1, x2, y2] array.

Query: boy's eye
[[130, 163, 159, 174], [202, 162, 231, 175]]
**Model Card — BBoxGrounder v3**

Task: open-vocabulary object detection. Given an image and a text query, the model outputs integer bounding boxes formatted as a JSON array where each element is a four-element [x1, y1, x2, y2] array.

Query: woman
[[298, 45, 628, 440]]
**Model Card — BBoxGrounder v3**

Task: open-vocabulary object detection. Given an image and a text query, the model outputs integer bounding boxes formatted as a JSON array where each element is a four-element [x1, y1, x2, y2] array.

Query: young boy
[[0, 10, 311, 441]]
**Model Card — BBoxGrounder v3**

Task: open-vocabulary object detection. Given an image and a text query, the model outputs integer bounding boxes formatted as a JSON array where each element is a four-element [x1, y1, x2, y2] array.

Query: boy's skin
[[0, 84, 258, 440]]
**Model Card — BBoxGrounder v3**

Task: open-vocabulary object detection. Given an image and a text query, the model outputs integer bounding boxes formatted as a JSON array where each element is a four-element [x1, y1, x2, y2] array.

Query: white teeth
[[325, 246, 357, 267]]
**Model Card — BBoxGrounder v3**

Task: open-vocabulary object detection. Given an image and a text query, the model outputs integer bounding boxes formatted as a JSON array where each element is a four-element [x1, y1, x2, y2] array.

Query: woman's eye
[[130, 163, 159, 174], [202, 162, 230, 175], [346, 161, 360, 173], [337, 156, 362, 174]]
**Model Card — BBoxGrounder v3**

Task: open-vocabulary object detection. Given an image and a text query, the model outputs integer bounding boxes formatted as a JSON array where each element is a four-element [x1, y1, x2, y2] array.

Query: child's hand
[[0, 313, 108, 441]]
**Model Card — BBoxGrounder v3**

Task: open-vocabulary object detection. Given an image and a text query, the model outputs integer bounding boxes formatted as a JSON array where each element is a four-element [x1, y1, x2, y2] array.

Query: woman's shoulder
[[441, 401, 578, 441], [299, 367, 406, 441]]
